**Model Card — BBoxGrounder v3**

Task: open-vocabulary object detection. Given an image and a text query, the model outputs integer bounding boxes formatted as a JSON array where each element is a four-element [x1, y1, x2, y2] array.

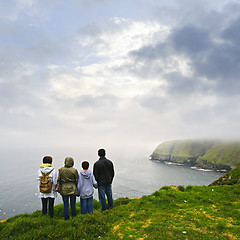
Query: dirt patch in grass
[[142, 219, 152, 228]]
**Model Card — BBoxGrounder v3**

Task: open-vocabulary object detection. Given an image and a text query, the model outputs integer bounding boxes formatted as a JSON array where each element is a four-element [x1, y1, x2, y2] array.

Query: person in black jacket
[[93, 149, 114, 211]]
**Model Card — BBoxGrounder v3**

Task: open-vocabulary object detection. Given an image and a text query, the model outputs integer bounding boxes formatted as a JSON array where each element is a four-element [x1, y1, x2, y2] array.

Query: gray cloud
[[128, 2, 240, 99], [171, 26, 211, 55], [1, 0, 240, 149]]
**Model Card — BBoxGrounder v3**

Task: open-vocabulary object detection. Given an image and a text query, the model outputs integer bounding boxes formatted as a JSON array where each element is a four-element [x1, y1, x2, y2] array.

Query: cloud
[[1, 0, 240, 151]]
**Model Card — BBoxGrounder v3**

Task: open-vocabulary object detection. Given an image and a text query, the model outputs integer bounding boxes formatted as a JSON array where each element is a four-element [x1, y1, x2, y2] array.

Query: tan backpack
[[39, 169, 54, 193]]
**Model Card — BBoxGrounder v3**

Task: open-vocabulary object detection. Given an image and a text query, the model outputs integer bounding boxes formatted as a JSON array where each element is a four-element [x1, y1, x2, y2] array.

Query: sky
[[1, 0, 240, 156]]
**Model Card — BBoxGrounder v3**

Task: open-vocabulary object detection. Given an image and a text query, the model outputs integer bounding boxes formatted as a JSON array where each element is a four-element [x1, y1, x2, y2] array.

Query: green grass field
[[1, 183, 240, 239]]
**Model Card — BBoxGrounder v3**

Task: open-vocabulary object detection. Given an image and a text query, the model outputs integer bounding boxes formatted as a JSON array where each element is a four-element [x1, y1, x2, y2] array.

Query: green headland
[[151, 139, 240, 171]]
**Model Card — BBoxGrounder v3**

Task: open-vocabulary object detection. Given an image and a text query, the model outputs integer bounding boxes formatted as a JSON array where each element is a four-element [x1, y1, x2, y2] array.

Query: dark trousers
[[41, 197, 55, 217]]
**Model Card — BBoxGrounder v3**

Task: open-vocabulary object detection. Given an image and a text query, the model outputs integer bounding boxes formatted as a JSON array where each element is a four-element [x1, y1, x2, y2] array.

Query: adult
[[93, 149, 114, 211], [37, 156, 58, 218], [58, 157, 79, 220]]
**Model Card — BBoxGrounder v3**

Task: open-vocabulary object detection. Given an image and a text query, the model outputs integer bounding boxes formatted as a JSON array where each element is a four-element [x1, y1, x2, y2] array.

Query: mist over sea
[[0, 148, 223, 220]]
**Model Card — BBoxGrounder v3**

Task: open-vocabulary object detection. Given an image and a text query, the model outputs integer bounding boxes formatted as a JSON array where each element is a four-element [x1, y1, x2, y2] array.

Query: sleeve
[[52, 169, 58, 185], [77, 174, 81, 195], [93, 163, 98, 182], [37, 170, 41, 185], [111, 162, 115, 180], [75, 169, 79, 185], [92, 173, 98, 189]]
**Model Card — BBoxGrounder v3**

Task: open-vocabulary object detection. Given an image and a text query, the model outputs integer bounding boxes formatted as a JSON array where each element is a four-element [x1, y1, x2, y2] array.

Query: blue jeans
[[80, 197, 93, 214], [98, 185, 113, 212], [62, 195, 76, 220]]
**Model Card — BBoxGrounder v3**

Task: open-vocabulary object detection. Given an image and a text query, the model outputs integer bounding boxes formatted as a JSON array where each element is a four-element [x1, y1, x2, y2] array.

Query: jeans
[[80, 197, 93, 214], [62, 195, 76, 220], [41, 197, 55, 217], [98, 185, 113, 212]]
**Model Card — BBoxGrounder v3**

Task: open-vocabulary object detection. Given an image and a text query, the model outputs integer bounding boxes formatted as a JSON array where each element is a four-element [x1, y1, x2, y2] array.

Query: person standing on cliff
[[93, 149, 115, 212], [37, 156, 58, 218], [58, 157, 79, 220]]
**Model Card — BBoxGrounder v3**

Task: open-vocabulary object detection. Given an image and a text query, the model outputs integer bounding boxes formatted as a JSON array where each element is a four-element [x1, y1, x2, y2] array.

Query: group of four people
[[37, 149, 115, 220]]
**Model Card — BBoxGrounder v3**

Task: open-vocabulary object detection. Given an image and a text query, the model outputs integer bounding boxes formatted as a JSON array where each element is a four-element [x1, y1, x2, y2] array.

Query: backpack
[[39, 169, 54, 193]]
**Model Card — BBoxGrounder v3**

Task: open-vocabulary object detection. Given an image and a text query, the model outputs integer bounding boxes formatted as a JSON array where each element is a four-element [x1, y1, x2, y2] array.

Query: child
[[77, 161, 98, 214]]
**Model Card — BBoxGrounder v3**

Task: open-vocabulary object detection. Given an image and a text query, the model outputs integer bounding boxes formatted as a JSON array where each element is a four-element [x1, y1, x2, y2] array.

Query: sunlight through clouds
[[1, 0, 240, 151]]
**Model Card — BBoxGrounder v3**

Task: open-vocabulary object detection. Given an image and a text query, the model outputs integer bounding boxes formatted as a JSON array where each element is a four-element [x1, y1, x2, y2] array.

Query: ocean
[[0, 148, 223, 220]]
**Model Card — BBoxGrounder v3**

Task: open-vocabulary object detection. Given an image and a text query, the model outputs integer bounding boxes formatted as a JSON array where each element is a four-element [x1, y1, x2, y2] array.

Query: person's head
[[98, 149, 106, 157], [82, 161, 89, 170], [43, 156, 53, 164], [65, 157, 74, 167]]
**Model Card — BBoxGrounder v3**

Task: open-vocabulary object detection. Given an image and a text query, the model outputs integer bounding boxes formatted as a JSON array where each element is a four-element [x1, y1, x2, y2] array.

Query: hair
[[82, 161, 89, 170], [43, 156, 53, 164], [98, 149, 106, 157]]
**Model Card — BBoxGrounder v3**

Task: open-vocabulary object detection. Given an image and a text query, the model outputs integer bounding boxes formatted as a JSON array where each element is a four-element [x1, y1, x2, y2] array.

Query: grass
[[201, 142, 240, 168], [153, 139, 216, 158], [210, 167, 240, 186], [1, 184, 240, 239]]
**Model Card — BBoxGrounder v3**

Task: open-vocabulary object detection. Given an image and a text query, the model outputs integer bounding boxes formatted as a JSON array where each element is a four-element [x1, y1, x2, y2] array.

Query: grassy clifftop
[[1, 183, 240, 239], [201, 142, 240, 168], [152, 139, 240, 169], [153, 139, 216, 158], [210, 167, 240, 186]]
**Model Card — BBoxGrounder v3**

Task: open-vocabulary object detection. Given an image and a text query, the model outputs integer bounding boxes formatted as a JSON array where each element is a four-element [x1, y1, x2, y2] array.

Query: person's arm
[[75, 169, 79, 185], [111, 162, 115, 179], [93, 163, 99, 183], [77, 174, 81, 196], [37, 170, 41, 190], [92, 173, 98, 188], [52, 169, 58, 185]]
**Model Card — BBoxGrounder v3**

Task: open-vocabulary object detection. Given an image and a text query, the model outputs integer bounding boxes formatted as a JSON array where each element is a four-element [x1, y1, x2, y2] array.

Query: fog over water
[[0, 148, 223, 220]]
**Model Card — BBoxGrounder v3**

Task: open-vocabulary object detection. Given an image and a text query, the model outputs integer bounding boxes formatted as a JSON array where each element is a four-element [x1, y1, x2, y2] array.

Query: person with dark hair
[[37, 155, 58, 218], [93, 149, 114, 212], [77, 161, 98, 214], [58, 157, 79, 220]]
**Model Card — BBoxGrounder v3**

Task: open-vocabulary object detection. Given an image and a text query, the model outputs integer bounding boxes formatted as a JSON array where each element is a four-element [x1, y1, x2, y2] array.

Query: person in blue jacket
[[77, 161, 98, 214]]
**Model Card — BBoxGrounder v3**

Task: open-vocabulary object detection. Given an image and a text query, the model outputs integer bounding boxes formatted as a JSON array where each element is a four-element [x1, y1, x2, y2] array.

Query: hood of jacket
[[39, 166, 54, 174], [65, 157, 74, 168], [80, 169, 91, 179]]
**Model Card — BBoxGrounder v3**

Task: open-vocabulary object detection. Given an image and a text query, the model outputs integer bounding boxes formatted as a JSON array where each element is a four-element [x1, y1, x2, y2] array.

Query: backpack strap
[[46, 168, 54, 176]]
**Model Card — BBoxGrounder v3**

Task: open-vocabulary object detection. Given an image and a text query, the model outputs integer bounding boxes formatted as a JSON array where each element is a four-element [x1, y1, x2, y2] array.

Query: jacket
[[59, 157, 79, 196], [93, 157, 114, 186], [37, 165, 58, 199], [77, 170, 98, 199]]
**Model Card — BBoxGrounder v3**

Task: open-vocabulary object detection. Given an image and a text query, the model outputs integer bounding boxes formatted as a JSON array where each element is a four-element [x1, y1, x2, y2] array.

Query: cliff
[[1, 184, 240, 239], [209, 167, 240, 186], [151, 139, 240, 171]]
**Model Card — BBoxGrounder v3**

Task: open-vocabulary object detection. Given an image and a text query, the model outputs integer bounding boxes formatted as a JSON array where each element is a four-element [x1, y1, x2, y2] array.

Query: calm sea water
[[0, 148, 223, 220]]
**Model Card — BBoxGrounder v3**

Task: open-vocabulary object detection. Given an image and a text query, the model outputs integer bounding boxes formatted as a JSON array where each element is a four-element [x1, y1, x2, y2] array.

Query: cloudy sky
[[1, 0, 240, 155]]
